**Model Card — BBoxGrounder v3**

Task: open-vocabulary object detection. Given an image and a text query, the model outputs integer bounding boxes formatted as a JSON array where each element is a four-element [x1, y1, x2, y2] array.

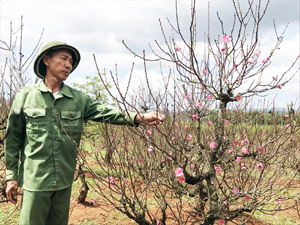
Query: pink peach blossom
[[222, 35, 231, 43], [175, 167, 184, 177], [228, 150, 232, 154], [187, 134, 193, 140], [244, 195, 251, 201], [218, 219, 225, 225], [148, 146, 154, 152], [185, 125, 189, 129], [221, 47, 226, 51], [225, 120, 230, 125], [210, 141, 217, 149], [257, 163, 264, 170], [248, 59, 254, 64], [174, 123, 178, 126], [234, 109, 238, 113], [241, 166, 246, 171], [147, 130, 152, 135], [175, 46, 181, 52], [171, 137, 175, 141], [186, 93, 191, 98], [191, 164, 195, 169], [241, 140, 245, 146], [285, 115, 289, 118], [261, 59, 266, 63], [286, 124, 290, 129], [242, 147, 249, 154], [233, 141, 239, 147], [258, 147, 264, 153], [276, 199, 281, 204], [161, 159, 165, 163], [236, 95, 242, 101], [266, 56, 270, 60], [245, 139, 249, 144], [236, 157, 242, 162], [233, 188, 239, 194], [107, 176, 116, 186], [195, 101, 202, 108], [125, 147, 130, 152], [178, 176, 185, 183], [208, 95, 213, 99], [223, 201, 228, 205], [203, 70, 208, 74], [138, 159, 143, 163], [279, 85, 282, 89], [215, 167, 222, 174], [255, 52, 259, 57], [208, 121, 212, 125], [192, 114, 199, 121]]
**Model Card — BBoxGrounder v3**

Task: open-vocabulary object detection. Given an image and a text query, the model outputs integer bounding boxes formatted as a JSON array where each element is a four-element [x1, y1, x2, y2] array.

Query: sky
[[0, 0, 299, 109]]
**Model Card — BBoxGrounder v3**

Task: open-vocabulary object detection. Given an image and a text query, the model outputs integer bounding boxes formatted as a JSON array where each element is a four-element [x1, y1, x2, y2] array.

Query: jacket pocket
[[61, 111, 81, 134], [24, 109, 47, 133]]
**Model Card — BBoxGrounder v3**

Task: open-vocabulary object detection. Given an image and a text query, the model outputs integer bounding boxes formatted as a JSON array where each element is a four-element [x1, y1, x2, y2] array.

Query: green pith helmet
[[33, 41, 81, 79]]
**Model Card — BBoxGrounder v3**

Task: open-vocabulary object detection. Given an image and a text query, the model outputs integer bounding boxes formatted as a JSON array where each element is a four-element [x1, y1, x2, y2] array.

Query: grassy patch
[[0, 203, 20, 225]]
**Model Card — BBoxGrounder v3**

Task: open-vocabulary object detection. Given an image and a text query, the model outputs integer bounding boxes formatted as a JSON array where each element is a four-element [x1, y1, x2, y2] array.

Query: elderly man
[[5, 41, 164, 225]]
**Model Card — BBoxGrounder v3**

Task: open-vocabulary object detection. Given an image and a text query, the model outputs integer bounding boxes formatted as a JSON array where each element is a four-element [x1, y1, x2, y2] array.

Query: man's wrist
[[134, 114, 144, 124]]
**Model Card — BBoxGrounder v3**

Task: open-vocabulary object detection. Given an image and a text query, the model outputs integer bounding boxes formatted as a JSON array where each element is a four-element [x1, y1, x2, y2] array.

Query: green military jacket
[[5, 81, 138, 191]]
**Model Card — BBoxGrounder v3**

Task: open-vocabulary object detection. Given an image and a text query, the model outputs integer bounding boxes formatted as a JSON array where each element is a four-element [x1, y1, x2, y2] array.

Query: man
[[5, 41, 164, 225]]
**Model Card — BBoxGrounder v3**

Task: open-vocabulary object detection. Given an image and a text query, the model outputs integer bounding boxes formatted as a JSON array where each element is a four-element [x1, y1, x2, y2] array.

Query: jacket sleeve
[[83, 96, 139, 127], [5, 91, 26, 180]]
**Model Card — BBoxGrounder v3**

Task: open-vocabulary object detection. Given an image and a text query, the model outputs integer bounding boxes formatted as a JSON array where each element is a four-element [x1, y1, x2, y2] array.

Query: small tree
[[83, 0, 300, 224]]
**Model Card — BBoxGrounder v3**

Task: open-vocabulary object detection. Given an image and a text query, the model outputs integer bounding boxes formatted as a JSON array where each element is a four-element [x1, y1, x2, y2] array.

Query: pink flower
[[80, 140, 83, 144], [244, 195, 251, 201], [161, 159, 165, 163], [236, 95, 242, 101], [175, 167, 184, 177], [206, 136, 210, 140], [215, 167, 222, 174], [267, 56, 270, 60], [222, 35, 231, 43], [221, 47, 226, 51], [276, 199, 281, 204], [187, 134, 193, 140], [248, 59, 254, 64], [97, 147, 100, 151], [225, 120, 229, 125], [125, 147, 130, 152], [223, 136, 226, 140], [203, 70, 208, 74], [245, 139, 249, 144], [241, 140, 245, 146], [208, 121, 212, 125], [192, 114, 199, 121], [233, 188, 239, 195], [257, 163, 264, 170], [208, 95, 213, 99], [171, 113, 174, 115], [92, 200, 96, 205], [234, 67, 237, 72], [195, 101, 202, 108], [210, 141, 217, 149], [255, 52, 259, 57], [223, 201, 227, 205], [236, 157, 242, 162], [178, 176, 185, 183], [157, 220, 161, 225], [138, 159, 143, 163], [233, 141, 239, 147], [241, 166, 246, 171], [107, 176, 116, 186], [218, 219, 225, 225], [147, 146, 154, 152], [175, 46, 181, 52], [228, 150, 232, 154], [286, 124, 290, 129], [258, 147, 264, 153], [169, 157, 172, 161], [242, 147, 248, 154], [186, 93, 191, 98], [285, 115, 289, 118], [191, 164, 195, 169], [174, 123, 178, 126], [185, 125, 189, 129], [147, 130, 152, 135], [171, 137, 175, 141], [261, 59, 266, 63], [279, 85, 282, 89], [234, 109, 238, 113]]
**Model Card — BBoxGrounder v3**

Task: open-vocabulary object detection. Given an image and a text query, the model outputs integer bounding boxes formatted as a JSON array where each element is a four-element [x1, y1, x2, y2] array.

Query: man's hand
[[6, 180, 18, 204], [135, 112, 165, 125]]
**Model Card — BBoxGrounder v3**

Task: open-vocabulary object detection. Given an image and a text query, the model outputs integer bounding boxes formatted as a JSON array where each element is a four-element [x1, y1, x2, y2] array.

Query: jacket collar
[[38, 80, 73, 98]]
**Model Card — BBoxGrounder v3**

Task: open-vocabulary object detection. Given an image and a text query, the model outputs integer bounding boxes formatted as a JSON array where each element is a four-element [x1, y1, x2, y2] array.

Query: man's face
[[43, 49, 73, 82]]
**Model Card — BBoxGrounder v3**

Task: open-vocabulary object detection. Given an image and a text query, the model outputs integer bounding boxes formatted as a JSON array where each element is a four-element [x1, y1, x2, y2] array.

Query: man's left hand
[[135, 112, 165, 125]]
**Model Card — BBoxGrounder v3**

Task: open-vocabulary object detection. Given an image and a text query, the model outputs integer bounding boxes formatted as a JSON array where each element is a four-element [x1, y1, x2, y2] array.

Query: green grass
[[76, 217, 100, 225], [0, 203, 20, 225]]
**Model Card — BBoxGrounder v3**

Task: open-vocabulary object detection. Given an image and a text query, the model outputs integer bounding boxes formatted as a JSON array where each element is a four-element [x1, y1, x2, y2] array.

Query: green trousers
[[19, 186, 72, 225]]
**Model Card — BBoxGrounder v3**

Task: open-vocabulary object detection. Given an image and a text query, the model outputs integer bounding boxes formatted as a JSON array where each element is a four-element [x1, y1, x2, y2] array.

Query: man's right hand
[[6, 180, 18, 204]]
